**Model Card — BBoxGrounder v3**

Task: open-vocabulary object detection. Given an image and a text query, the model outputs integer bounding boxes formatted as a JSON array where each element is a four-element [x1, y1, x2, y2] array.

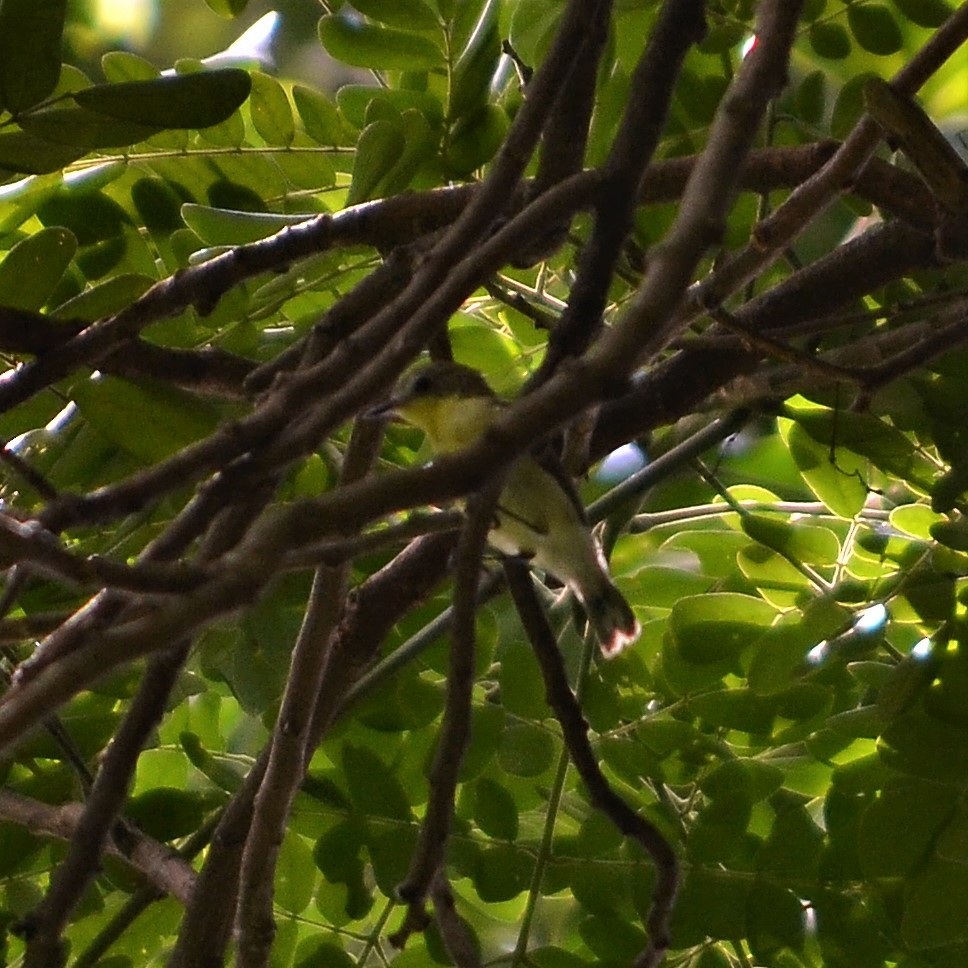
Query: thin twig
[[504, 559, 679, 967]]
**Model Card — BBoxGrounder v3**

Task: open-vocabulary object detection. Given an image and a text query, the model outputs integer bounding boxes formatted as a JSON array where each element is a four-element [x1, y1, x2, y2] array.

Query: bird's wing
[[530, 441, 590, 525]]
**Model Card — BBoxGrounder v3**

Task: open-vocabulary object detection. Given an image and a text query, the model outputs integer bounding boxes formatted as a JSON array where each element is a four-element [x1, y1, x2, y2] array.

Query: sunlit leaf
[[249, 71, 294, 146], [0, 226, 76, 311]]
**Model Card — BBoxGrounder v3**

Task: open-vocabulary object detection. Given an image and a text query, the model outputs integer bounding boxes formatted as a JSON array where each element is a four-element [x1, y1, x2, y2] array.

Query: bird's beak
[[363, 396, 403, 420]]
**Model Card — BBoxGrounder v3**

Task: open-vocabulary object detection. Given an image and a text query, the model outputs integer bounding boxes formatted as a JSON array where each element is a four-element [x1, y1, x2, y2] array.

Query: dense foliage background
[[0, 0, 966, 966]]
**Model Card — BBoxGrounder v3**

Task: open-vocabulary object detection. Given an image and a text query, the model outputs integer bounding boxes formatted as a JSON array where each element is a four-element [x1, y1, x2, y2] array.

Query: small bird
[[374, 361, 640, 657]]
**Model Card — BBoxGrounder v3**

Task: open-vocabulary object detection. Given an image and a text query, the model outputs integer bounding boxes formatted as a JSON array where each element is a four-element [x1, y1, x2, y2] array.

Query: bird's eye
[[411, 374, 432, 395]]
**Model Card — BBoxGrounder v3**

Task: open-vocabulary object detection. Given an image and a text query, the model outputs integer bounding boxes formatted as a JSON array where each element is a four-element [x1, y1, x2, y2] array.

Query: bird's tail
[[583, 580, 640, 658]]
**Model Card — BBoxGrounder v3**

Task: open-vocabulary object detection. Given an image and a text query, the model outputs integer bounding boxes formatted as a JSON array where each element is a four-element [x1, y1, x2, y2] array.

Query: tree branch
[[503, 559, 679, 967], [392, 476, 501, 947]]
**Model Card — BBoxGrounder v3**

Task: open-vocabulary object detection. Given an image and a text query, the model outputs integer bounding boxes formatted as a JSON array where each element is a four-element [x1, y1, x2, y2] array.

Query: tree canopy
[[0, 0, 966, 966]]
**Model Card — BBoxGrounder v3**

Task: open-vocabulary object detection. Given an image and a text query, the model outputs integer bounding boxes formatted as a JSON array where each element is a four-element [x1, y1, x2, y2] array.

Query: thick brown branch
[[393, 478, 500, 944]]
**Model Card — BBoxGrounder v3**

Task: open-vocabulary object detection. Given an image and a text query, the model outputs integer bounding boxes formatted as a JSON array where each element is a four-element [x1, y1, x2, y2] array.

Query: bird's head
[[370, 361, 499, 452]]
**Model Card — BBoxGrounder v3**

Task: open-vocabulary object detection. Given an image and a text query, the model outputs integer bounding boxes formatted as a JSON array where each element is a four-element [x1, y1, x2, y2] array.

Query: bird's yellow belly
[[488, 459, 603, 596]]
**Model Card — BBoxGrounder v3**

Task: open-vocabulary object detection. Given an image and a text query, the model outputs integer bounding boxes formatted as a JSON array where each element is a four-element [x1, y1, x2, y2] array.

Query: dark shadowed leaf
[[0, 130, 87, 174], [847, 4, 904, 55], [74, 70, 252, 129], [892, 0, 953, 27], [204, 0, 250, 14], [19, 106, 161, 149], [0, 0, 66, 113]]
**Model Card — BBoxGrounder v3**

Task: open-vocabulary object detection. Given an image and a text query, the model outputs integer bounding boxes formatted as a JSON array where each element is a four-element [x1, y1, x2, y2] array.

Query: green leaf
[[180, 732, 245, 792], [474, 842, 529, 902], [903, 858, 968, 949], [446, 103, 508, 174], [0, 0, 66, 113], [461, 703, 505, 779], [530, 947, 594, 968], [748, 621, 823, 695], [73, 69, 252, 129], [55, 274, 156, 322], [181, 204, 312, 245], [780, 420, 868, 518], [71, 376, 221, 465], [507, 0, 563, 67], [786, 399, 937, 493], [670, 592, 777, 664], [890, 503, 943, 540], [313, 821, 369, 917], [0, 130, 87, 174], [575, 811, 623, 857], [367, 824, 419, 896], [131, 176, 187, 238], [249, 71, 294, 146], [689, 688, 778, 733], [688, 791, 752, 862], [497, 723, 555, 777], [351, 0, 439, 31], [859, 779, 957, 877], [892, 0, 953, 27], [473, 777, 519, 841], [796, 70, 827, 126], [101, 51, 160, 84], [746, 882, 806, 960], [579, 915, 647, 963], [293, 85, 354, 144], [809, 21, 851, 60], [318, 15, 445, 71], [815, 891, 894, 967], [125, 788, 207, 842], [0, 822, 43, 877], [880, 708, 968, 782], [499, 640, 547, 719], [757, 805, 822, 878], [0, 226, 76, 311], [19, 106, 161, 149], [276, 831, 316, 915], [847, 3, 904, 55], [204, 0, 250, 14], [376, 108, 438, 197], [692, 949, 735, 968], [742, 514, 841, 565], [294, 940, 355, 968], [449, 0, 501, 119], [936, 803, 968, 863], [672, 866, 751, 945], [346, 119, 406, 204], [832, 72, 879, 141], [335, 84, 444, 130], [702, 759, 784, 802], [342, 744, 413, 821]]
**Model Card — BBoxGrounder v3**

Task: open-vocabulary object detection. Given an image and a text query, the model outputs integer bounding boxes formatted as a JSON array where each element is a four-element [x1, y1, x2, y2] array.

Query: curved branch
[[503, 559, 679, 967], [0, 789, 196, 905]]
